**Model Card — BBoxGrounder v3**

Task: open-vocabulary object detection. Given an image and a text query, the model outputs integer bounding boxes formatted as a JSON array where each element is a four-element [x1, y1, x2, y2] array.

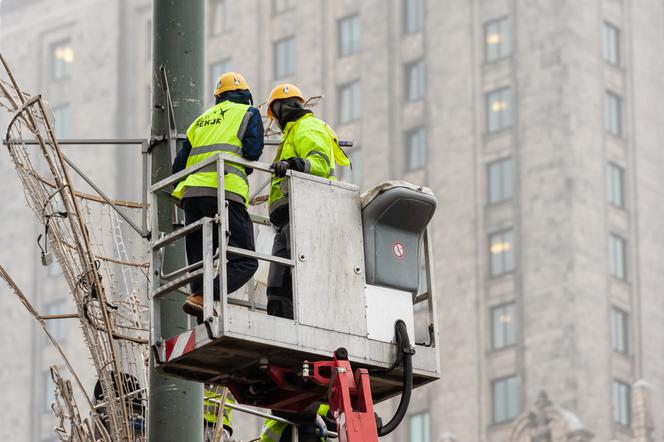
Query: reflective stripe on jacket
[[267, 114, 338, 215], [172, 100, 252, 205], [203, 388, 234, 430], [260, 403, 331, 442]]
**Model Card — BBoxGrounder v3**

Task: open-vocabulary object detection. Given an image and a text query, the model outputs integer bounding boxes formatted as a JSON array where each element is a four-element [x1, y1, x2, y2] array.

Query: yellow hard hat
[[267, 83, 304, 119], [214, 72, 250, 97]]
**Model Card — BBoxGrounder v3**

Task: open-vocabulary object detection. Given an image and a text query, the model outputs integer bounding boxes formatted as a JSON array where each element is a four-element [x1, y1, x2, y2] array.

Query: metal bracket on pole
[[159, 65, 185, 227]]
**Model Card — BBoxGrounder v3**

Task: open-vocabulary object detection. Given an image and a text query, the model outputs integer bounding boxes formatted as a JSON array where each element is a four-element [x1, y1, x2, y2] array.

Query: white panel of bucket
[[365, 284, 415, 343]]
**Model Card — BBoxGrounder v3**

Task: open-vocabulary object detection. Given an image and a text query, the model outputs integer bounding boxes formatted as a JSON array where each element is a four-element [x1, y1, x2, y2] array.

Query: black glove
[[272, 160, 290, 178]]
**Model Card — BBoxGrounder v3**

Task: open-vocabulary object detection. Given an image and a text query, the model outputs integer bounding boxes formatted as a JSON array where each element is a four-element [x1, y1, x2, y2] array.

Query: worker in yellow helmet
[[172, 72, 263, 321], [264, 84, 350, 319]]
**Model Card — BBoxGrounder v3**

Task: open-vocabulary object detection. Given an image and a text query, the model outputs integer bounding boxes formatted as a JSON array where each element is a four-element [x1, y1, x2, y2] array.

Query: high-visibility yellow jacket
[[267, 113, 349, 217], [203, 388, 234, 431], [172, 100, 253, 205], [260, 404, 331, 442]]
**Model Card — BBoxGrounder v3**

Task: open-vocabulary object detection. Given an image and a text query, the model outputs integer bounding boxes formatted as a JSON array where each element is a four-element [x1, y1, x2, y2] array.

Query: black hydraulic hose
[[377, 320, 414, 437]]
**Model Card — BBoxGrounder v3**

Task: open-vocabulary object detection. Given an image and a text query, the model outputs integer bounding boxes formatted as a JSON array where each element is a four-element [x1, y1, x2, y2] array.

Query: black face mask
[[272, 99, 311, 130]]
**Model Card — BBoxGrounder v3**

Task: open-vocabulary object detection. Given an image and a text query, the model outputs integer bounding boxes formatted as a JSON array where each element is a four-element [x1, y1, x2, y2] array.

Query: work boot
[[182, 294, 204, 322]]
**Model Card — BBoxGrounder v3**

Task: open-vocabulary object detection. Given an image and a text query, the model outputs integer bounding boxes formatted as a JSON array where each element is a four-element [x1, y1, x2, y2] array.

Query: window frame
[[607, 162, 625, 209], [272, 0, 295, 15], [486, 87, 513, 134], [52, 103, 72, 139], [609, 233, 627, 281], [612, 379, 631, 428], [51, 39, 74, 81], [405, 58, 426, 102], [403, 0, 425, 34], [491, 302, 517, 350], [487, 157, 514, 205], [338, 14, 361, 57], [209, 0, 230, 36], [273, 36, 296, 79], [610, 307, 628, 354], [491, 375, 519, 424], [408, 411, 431, 442], [489, 228, 515, 277], [405, 126, 427, 172], [602, 21, 620, 66], [337, 80, 361, 124], [484, 16, 511, 63], [604, 90, 623, 137]]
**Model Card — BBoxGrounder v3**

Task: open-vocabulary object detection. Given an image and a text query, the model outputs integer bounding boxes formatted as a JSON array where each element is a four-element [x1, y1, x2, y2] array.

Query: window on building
[[607, 162, 625, 208], [613, 380, 630, 428], [51, 39, 74, 80], [409, 411, 431, 442], [210, 0, 230, 35], [485, 17, 510, 63], [339, 15, 361, 57], [405, 59, 426, 102], [486, 87, 512, 133], [604, 91, 622, 137], [491, 303, 516, 350], [603, 22, 620, 66], [274, 36, 296, 79], [611, 307, 628, 354], [492, 376, 519, 424], [46, 302, 68, 342], [403, 0, 424, 34], [341, 148, 363, 187], [488, 157, 513, 204], [609, 233, 626, 280], [53, 104, 72, 139], [273, 0, 295, 14], [489, 229, 515, 276], [338, 81, 361, 124], [48, 260, 62, 278], [406, 127, 427, 171]]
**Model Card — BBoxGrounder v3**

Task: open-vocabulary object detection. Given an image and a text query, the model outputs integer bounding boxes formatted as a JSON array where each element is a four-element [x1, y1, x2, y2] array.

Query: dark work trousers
[[266, 223, 294, 319], [182, 197, 258, 298]]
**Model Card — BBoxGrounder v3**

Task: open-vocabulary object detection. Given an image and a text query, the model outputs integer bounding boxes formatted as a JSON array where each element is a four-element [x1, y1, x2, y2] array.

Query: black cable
[[376, 320, 415, 437]]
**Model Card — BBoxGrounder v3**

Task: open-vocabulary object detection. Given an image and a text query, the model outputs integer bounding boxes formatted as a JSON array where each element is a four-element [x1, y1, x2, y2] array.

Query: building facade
[[1, 0, 663, 441]]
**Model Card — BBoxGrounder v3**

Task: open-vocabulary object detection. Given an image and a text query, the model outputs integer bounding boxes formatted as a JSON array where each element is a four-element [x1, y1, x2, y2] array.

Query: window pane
[[274, 37, 296, 79], [53, 104, 72, 138], [492, 379, 505, 423], [52, 40, 74, 80], [46, 302, 68, 341], [338, 81, 361, 124], [210, 0, 230, 35], [406, 127, 427, 171], [485, 17, 510, 63], [408, 412, 430, 442], [611, 308, 628, 353], [613, 380, 630, 427], [492, 376, 518, 424], [487, 87, 512, 133], [604, 91, 622, 136], [339, 15, 361, 57], [490, 229, 515, 276], [488, 158, 513, 204], [607, 163, 624, 208], [603, 22, 619, 65], [609, 234, 626, 280], [273, 0, 295, 14], [492, 303, 516, 350], [405, 59, 426, 102], [404, 0, 424, 33]]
